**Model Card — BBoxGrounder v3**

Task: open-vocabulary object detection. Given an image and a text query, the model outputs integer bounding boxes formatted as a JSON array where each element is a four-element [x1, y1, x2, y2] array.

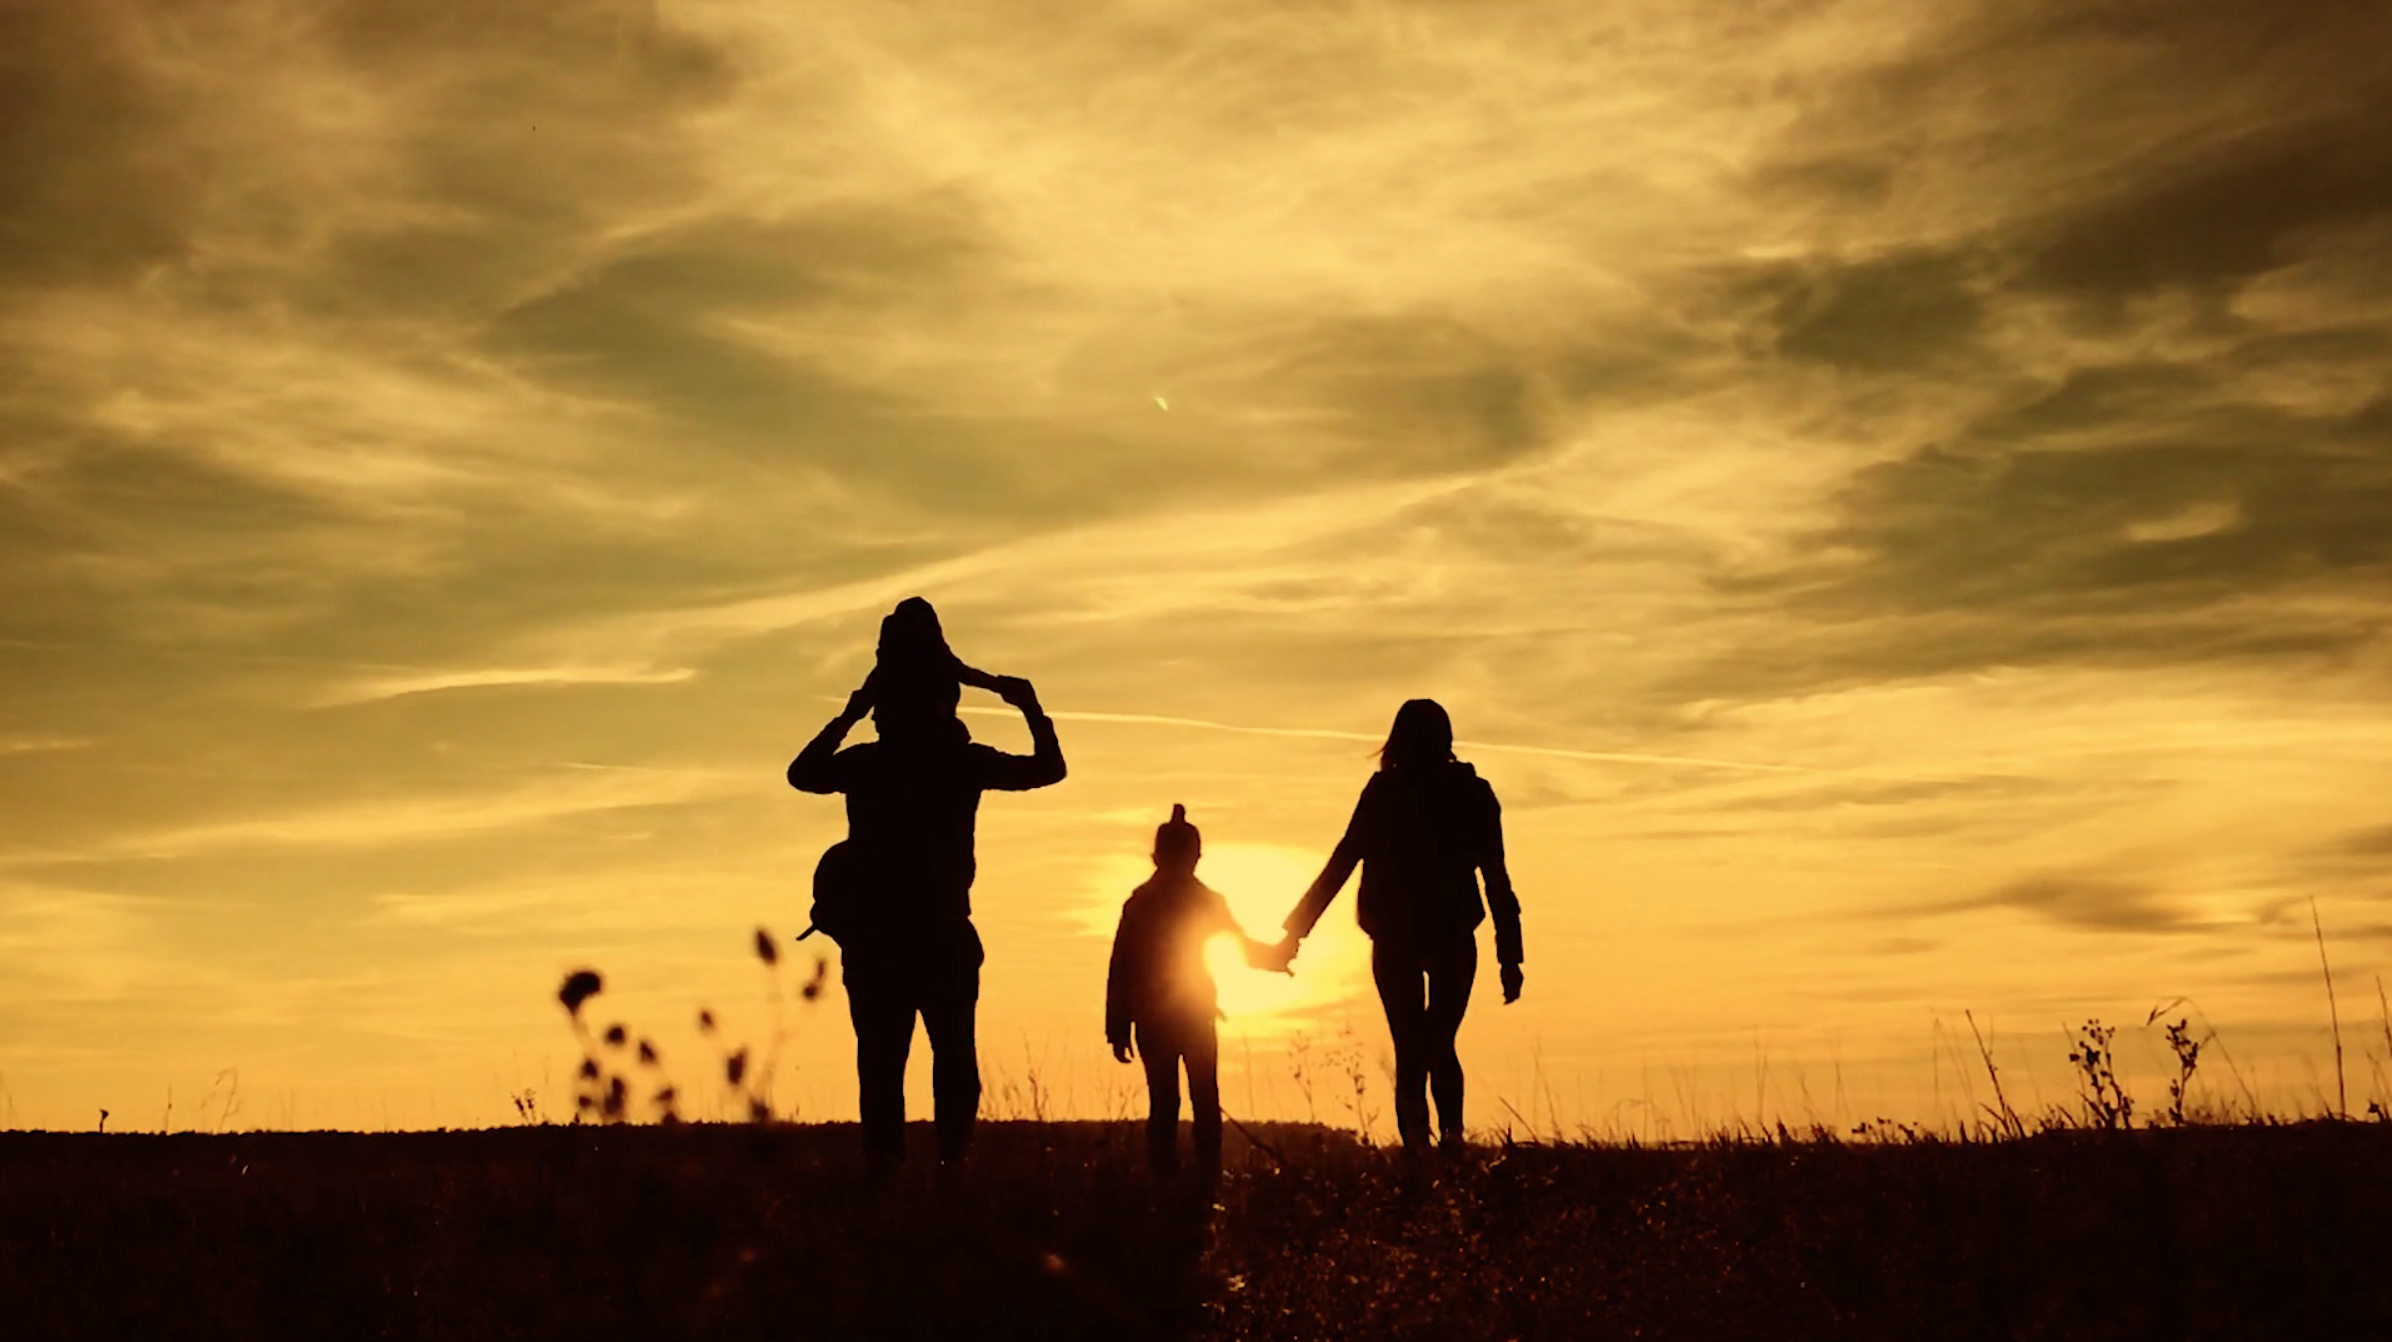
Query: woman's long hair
[[1378, 698, 1456, 770]]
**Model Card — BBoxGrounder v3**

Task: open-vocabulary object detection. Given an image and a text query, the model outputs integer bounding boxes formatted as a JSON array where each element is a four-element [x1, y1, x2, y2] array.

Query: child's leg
[[1135, 1022, 1182, 1173], [1185, 1021, 1223, 1174]]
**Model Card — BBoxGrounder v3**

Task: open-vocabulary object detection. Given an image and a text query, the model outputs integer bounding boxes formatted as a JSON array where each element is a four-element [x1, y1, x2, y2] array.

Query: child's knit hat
[[1154, 803, 1201, 867]]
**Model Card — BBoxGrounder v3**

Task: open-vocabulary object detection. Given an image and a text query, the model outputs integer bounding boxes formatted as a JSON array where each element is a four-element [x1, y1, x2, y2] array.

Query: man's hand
[[1500, 963, 1524, 1004], [1111, 1040, 1134, 1064], [1274, 933, 1302, 972], [992, 675, 1041, 714]]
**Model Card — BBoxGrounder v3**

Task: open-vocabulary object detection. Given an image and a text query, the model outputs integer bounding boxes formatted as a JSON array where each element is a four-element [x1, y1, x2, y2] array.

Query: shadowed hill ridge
[[4, 1120, 2389, 1339]]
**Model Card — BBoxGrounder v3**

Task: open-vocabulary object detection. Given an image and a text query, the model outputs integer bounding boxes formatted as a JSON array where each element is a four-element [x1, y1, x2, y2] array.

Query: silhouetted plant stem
[[2311, 897, 2346, 1119], [1222, 1108, 1288, 1168], [1964, 1011, 2023, 1139], [2155, 1018, 2202, 1126], [2149, 996, 2261, 1122], [754, 926, 785, 1122], [2068, 1020, 2133, 1131], [556, 969, 613, 1122], [2372, 971, 2392, 1109]]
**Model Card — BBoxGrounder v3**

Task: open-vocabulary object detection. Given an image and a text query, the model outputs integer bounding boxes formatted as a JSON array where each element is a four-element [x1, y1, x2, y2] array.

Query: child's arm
[[1240, 935, 1295, 974], [1210, 889, 1293, 973]]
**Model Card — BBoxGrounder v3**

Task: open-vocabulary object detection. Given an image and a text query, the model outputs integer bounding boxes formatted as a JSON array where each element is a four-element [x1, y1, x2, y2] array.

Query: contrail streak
[[961, 706, 1907, 778]]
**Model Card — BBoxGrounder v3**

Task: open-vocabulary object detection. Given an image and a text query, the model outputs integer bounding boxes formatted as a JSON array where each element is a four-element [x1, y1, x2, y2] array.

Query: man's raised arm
[[980, 676, 1066, 791], [788, 681, 872, 793]]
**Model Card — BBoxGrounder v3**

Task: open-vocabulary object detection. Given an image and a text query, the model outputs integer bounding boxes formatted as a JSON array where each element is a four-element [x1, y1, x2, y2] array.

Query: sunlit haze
[[4, 0, 2390, 1136]]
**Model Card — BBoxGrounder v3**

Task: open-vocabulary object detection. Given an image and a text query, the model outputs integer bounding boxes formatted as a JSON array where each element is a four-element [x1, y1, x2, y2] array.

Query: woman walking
[[1277, 699, 1522, 1151]]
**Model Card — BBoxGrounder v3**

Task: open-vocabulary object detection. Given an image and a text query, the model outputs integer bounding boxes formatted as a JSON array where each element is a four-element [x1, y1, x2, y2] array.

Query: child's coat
[[1104, 870, 1242, 1049]]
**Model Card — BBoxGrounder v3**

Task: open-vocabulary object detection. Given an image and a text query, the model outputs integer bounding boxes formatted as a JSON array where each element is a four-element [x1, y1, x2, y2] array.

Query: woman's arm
[[1281, 781, 1374, 941], [786, 682, 872, 793], [1282, 841, 1360, 941], [1482, 784, 1524, 1001]]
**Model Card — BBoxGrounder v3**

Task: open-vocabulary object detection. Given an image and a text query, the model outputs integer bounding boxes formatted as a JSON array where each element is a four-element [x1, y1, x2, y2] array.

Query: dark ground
[[2, 1120, 2387, 1340]]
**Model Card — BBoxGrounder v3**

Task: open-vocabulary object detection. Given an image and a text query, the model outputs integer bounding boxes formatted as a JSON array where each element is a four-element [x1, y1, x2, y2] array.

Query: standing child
[[1105, 805, 1288, 1177]]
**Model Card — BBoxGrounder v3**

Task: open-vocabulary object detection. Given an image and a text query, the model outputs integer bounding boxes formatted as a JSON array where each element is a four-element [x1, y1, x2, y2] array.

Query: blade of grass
[[2311, 897, 2347, 1120], [1965, 1011, 2022, 1139]]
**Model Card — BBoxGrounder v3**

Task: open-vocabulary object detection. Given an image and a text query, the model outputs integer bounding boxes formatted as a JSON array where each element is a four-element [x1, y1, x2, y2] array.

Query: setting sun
[[1198, 843, 1372, 1034]]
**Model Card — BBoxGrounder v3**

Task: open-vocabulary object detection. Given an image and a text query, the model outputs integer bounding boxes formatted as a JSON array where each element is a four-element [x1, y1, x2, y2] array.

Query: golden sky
[[4, 0, 2391, 1134]]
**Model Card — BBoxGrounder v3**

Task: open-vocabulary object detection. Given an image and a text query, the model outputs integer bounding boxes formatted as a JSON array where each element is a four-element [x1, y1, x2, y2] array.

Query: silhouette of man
[[1105, 804, 1288, 1179], [788, 601, 1065, 1174]]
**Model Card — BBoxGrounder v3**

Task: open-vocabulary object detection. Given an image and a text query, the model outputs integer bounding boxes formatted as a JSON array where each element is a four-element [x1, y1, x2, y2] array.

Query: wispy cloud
[[1928, 873, 2204, 934], [0, 736, 89, 755], [991, 706, 1965, 780], [314, 665, 697, 707], [0, 884, 162, 1002], [13, 767, 737, 864]]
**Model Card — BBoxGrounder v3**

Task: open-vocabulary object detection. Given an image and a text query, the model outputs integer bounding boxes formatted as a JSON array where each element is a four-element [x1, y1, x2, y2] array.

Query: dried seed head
[[800, 958, 829, 1002], [637, 1039, 659, 1066], [754, 927, 779, 967], [726, 1048, 749, 1086], [577, 1057, 600, 1081], [748, 1097, 772, 1123], [697, 1009, 716, 1034], [604, 1024, 627, 1048], [558, 969, 603, 1015]]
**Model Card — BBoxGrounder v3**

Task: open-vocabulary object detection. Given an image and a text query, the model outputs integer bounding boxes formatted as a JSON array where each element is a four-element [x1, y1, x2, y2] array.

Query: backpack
[[802, 840, 870, 945]]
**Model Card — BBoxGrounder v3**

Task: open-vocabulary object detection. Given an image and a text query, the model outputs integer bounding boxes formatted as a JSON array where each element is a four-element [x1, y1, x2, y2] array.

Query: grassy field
[[3, 1119, 2387, 1340]]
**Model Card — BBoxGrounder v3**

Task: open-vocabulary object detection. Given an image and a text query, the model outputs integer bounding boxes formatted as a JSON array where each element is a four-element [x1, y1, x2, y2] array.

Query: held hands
[[1110, 1039, 1135, 1064], [1500, 962, 1524, 1004], [1249, 934, 1298, 975], [991, 675, 1041, 713], [847, 668, 1038, 716]]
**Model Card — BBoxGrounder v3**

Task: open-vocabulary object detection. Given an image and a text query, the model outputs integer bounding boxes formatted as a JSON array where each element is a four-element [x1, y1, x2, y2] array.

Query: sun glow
[[1080, 840, 1373, 1036], [1197, 843, 1374, 1032]]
